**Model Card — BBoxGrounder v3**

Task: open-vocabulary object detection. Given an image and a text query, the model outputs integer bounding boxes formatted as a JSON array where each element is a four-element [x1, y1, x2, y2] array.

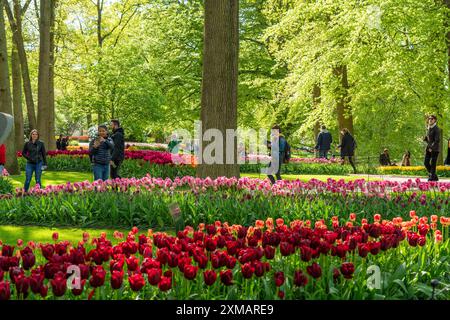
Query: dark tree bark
[[0, 0, 19, 174], [196, 0, 239, 179], [12, 42, 24, 156]]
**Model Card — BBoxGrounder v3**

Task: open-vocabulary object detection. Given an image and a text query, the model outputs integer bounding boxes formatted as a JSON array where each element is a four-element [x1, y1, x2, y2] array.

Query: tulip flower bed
[[17, 152, 368, 178], [0, 215, 448, 300], [1, 177, 449, 229]]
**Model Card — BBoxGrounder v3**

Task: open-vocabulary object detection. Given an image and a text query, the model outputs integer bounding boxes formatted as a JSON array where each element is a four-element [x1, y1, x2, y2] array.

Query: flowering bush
[[0, 215, 448, 300]]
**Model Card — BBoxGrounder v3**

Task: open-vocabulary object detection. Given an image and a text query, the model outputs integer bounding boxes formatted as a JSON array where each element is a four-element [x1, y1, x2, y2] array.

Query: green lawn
[[0, 225, 129, 246], [9, 171, 93, 188], [8, 170, 372, 189]]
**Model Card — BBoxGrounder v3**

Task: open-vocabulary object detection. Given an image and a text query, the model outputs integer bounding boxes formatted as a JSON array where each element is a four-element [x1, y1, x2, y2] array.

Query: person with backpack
[[315, 125, 333, 159], [267, 125, 290, 184], [337, 128, 357, 174]]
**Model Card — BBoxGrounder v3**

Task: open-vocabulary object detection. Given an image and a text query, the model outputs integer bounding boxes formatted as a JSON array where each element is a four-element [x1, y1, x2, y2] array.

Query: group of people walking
[[314, 125, 357, 173], [275, 114, 445, 183], [19, 120, 125, 192]]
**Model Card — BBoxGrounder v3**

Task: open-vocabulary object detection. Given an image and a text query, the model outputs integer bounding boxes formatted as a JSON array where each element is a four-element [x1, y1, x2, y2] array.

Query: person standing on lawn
[[110, 119, 125, 179], [423, 115, 440, 181], [337, 128, 357, 174], [267, 125, 290, 184], [0, 143, 5, 176], [315, 125, 333, 159], [22, 129, 48, 192], [89, 125, 114, 181]]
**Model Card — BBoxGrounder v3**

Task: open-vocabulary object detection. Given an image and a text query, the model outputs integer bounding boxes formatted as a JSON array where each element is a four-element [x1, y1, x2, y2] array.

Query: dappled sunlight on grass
[[0, 225, 127, 246]]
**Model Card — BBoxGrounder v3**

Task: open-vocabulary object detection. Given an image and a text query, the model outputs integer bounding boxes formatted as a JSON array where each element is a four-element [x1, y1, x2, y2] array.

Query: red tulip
[[111, 270, 124, 289], [203, 270, 217, 286], [274, 271, 285, 287], [147, 268, 162, 286], [14, 273, 30, 298], [129, 273, 146, 292], [241, 262, 254, 279], [52, 232, 59, 241], [72, 279, 86, 296], [89, 266, 106, 288], [21, 252, 36, 270], [51, 271, 67, 297], [264, 246, 275, 260], [183, 265, 198, 280], [333, 268, 341, 282], [158, 276, 172, 291], [220, 270, 233, 286], [29, 271, 45, 294], [40, 285, 48, 298], [1, 245, 14, 257], [340, 262, 355, 279], [293, 270, 308, 287], [0, 281, 11, 300], [126, 256, 139, 272], [306, 262, 322, 279], [278, 290, 285, 299]]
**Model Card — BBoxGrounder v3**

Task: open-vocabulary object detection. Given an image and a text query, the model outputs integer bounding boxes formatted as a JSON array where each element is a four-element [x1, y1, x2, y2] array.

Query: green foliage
[[0, 177, 14, 195]]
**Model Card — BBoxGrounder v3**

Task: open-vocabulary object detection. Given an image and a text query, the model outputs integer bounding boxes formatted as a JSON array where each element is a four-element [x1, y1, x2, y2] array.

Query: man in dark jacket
[[315, 125, 333, 159], [110, 119, 125, 179], [424, 115, 440, 181]]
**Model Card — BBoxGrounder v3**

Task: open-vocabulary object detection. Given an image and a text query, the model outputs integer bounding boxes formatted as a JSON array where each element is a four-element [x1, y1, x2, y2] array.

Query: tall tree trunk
[[312, 84, 321, 154], [37, 0, 53, 149], [47, 0, 56, 150], [12, 42, 23, 157], [4, 0, 37, 130], [196, 0, 239, 179], [0, 1, 19, 174], [334, 65, 354, 134]]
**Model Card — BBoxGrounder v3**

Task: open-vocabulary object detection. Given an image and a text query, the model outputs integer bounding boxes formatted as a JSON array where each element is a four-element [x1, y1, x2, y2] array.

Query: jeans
[[93, 163, 110, 181], [110, 161, 122, 179], [0, 164, 4, 176], [24, 162, 43, 192], [319, 150, 329, 159], [424, 151, 439, 179]]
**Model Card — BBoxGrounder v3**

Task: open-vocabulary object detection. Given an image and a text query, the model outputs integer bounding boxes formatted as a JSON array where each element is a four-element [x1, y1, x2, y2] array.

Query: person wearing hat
[[423, 115, 440, 181]]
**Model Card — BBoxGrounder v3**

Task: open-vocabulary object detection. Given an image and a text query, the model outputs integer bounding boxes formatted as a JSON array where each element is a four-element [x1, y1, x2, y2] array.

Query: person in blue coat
[[315, 125, 333, 159]]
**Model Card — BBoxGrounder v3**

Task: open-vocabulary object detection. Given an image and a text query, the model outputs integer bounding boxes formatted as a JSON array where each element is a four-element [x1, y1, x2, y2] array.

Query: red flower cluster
[[0, 215, 444, 300]]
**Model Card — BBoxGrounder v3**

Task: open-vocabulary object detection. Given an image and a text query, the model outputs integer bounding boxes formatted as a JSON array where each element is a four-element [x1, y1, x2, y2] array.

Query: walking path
[[349, 173, 450, 183]]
